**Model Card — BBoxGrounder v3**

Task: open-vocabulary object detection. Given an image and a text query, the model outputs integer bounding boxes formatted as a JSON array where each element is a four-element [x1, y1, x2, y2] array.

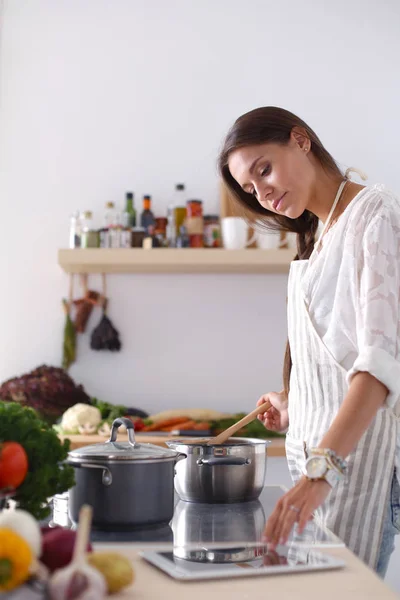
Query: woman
[[218, 107, 400, 576]]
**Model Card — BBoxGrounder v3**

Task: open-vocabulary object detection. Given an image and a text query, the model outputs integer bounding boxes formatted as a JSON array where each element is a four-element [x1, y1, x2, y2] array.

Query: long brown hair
[[218, 107, 342, 393]]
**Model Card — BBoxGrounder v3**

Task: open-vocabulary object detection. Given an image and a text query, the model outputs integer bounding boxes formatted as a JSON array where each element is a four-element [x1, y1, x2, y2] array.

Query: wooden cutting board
[[59, 433, 286, 456]]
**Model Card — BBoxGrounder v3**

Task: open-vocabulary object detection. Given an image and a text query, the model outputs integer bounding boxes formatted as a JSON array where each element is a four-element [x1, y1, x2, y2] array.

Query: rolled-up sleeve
[[346, 212, 400, 407]]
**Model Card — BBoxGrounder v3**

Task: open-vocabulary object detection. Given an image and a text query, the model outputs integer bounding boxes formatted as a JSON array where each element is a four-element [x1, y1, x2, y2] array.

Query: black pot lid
[[68, 417, 179, 463]]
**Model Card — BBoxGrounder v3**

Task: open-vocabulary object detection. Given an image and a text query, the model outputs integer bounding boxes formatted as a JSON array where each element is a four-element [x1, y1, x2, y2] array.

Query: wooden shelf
[[58, 248, 294, 274]]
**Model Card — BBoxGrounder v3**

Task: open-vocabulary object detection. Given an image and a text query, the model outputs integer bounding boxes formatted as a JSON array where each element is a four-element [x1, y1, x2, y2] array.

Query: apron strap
[[314, 179, 347, 253], [313, 167, 368, 254], [344, 166, 368, 181]]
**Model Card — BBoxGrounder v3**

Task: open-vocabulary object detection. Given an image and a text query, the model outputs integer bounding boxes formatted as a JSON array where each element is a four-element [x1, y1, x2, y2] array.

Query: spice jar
[[186, 199, 203, 219], [186, 200, 204, 248], [189, 234, 204, 248], [131, 227, 146, 248], [154, 217, 168, 246], [80, 211, 100, 248], [203, 215, 221, 248]]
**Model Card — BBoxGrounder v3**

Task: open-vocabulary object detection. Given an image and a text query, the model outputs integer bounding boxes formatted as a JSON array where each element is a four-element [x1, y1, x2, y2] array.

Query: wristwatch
[[304, 455, 343, 488]]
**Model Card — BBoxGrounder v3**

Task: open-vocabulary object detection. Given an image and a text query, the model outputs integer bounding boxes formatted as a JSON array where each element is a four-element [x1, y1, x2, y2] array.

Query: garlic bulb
[[48, 505, 106, 600], [48, 562, 106, 600]]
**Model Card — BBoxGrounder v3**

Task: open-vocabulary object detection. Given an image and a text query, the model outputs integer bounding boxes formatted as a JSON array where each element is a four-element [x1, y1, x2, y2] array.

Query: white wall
[[1, 0, 400, 417]]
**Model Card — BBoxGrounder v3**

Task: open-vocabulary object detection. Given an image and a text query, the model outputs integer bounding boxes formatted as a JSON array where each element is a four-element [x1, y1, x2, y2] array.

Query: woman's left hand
[[264, 476, 331, 549]]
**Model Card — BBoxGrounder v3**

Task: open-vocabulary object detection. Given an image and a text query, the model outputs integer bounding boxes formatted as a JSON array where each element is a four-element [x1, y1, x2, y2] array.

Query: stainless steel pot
[[172, 498, 269, 565], [173, 545, 270, 564], [166, 437, 270, 503], [172, 498, 266, 549], [67, 418, 184, 529]]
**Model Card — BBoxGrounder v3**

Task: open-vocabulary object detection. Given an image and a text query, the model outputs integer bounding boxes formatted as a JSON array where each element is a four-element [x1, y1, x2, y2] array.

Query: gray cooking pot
[[67, 418, 184, 529], [166, 437, 270, 503]]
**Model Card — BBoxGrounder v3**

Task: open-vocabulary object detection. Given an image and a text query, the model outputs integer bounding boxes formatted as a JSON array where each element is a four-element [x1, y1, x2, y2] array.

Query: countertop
[[59, 433, 287, 456], [84, 485, 397, 599], [108, 546, 399, 600], [19, 486, 399, 599]]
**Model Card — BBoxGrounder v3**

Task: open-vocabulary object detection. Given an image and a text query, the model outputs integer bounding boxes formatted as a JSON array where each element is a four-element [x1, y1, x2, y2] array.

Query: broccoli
[[0, 402, 75, 520]]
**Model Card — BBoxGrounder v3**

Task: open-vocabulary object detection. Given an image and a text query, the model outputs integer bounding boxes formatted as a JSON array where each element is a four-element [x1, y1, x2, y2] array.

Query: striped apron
[[285, 259, 397, 569]]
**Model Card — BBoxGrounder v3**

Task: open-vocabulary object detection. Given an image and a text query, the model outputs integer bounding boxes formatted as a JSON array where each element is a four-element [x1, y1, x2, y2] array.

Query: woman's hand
[[257, 391, 289, 433], [264, 476, 331, 549]]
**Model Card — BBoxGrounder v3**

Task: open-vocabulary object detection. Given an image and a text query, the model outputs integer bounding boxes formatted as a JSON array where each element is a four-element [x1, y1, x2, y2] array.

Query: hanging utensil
[[61, 274, 77, 370]]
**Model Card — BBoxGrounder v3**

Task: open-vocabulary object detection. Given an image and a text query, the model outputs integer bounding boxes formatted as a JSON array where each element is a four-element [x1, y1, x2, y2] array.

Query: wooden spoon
[[206, 400, 272, 445]]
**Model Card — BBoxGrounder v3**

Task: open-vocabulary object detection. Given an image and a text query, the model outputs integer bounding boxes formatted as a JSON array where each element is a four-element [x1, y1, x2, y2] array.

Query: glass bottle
[[167, 183, 186, 247], [120, 192, 136, 247], [104, 202, 121, 248], [69, 210, 81, 248], [140, 195, 155, 234], [176, 224, 190, 248], [104, 202, 119, 229], [122, 192, 136, 228]]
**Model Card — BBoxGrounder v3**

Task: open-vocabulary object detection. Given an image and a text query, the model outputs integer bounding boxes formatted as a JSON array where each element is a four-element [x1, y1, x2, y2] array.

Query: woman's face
[[228, 132, 315, 219]]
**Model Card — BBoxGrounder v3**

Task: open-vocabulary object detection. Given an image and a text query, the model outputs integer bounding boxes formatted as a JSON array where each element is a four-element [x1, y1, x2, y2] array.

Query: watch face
[[306, 456, 328, 479]]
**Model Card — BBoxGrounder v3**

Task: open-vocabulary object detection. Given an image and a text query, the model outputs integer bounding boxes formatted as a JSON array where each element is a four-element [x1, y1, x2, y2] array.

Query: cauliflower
[[97, 421, 112, 437], [60, 403, 102, 434], [78, 423, 98, 435]]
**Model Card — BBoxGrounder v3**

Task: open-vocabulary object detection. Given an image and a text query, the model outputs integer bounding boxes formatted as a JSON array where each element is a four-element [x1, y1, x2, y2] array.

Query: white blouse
[[301, 183, 400, 473]]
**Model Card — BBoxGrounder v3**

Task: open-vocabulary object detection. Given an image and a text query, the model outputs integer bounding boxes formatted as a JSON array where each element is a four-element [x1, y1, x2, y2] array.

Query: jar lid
[[68, 418, 179, 463]]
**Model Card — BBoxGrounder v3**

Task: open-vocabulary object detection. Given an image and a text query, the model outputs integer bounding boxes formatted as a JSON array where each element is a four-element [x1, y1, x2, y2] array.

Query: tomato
[[123, 416, 145, 432], [132, 417, 145, 432], [0, 442, 29, 490]]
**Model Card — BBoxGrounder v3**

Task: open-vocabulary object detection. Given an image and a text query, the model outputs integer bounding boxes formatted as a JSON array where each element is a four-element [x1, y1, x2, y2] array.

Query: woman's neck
[[306, 165, 364, 223]]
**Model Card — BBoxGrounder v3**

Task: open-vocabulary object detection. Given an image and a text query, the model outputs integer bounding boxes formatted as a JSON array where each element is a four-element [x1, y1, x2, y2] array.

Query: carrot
[[192, 421, 210, 430], [141, 417, 191, 432], [160, 420, 197, 431]]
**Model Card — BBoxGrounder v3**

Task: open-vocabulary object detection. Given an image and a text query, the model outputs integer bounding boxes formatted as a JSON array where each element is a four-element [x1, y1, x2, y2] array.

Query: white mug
[[255, 229, 286, 250], [222, 217, 287, 250], [221, 217, 255, 250], [285, 232, 297, 250]]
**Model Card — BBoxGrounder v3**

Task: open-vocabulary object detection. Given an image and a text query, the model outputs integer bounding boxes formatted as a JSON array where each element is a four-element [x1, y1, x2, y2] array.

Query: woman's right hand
[[257, 391, 289, 433]]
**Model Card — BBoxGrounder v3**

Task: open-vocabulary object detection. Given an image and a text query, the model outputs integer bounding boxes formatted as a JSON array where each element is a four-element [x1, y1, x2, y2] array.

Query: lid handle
[[107, 417, 136, 447]]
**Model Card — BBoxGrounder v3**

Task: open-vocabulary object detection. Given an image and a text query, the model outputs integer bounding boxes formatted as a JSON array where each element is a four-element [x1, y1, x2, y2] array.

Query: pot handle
[[197, 457, 251, 466], [68, 461, 113, 486], [175, 453, 187, 463], [107, 417, 136, 447]]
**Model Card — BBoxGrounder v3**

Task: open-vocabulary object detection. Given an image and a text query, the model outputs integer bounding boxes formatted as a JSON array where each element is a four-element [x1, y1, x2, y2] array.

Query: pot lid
[[68, 417, 179, 462]]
